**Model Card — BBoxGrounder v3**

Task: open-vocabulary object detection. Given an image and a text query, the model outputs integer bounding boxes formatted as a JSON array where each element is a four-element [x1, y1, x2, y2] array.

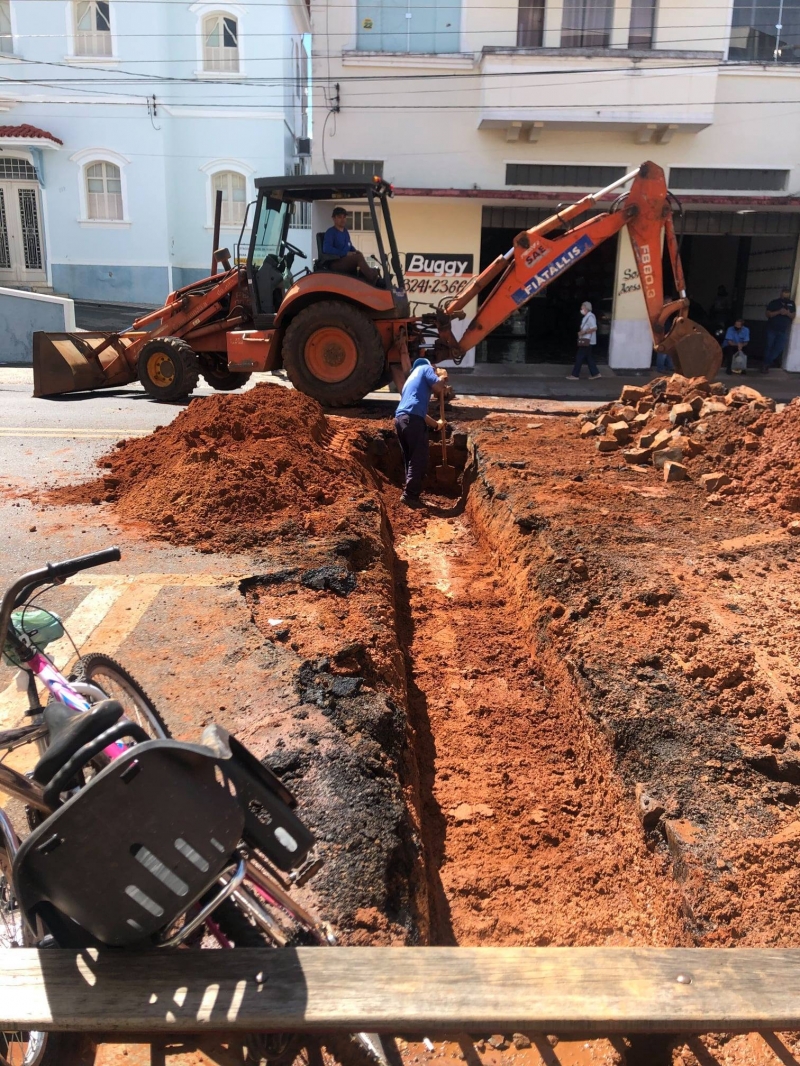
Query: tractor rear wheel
[[200, 356, 253, 392], [282, 301, 385, 406], [137, 337, 200, 401]]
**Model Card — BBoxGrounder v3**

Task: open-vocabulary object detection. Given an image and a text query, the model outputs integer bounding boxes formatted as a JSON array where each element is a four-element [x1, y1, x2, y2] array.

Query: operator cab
[[244, 175, 409, 328]]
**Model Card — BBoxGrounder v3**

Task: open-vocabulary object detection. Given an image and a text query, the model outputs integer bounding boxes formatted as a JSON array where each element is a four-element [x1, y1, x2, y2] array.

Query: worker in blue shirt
[[722, 318, 750, 375], [323, 207, 379, 284], [395, 357, 447, 507]]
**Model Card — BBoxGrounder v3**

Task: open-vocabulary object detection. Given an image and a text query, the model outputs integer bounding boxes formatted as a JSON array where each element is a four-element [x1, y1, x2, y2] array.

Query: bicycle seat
[[32, 700, 124, 785], [14, 739, 245, 947]]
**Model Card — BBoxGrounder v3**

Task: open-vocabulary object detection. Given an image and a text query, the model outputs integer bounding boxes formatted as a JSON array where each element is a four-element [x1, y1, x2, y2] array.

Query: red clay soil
[[464, 406, 800, 952], [48, 383, 800, 1066], [49, 384, 377, 553]]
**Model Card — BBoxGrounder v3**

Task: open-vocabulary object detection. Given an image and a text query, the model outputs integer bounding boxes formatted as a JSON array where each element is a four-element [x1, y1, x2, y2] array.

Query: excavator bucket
[[659, 316, 723, 381], [32, 332, 139, 398]]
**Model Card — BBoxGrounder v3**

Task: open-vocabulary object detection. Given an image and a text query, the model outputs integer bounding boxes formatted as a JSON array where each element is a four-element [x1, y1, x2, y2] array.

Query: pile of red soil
[[699, 396, 800, 522], [586, 375, 800, 526], [58, 384, 376, 553]]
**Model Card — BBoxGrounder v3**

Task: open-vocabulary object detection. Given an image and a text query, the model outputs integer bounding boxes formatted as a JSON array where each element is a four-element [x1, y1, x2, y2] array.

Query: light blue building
[[0, 0, 311, 305]]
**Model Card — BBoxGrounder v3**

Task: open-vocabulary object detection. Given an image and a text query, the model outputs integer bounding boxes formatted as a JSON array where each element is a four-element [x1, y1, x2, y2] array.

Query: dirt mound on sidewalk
[[700, 396, 800, 520], [56, 384, 376, 552]]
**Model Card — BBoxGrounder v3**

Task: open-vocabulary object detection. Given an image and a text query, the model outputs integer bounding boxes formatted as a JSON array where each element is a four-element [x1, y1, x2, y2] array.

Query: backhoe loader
[[33, 162, 721, 404]]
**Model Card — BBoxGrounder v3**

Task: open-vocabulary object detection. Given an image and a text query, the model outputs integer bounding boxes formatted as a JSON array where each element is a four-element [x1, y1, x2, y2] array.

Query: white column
[[543, 0, 564, 47], [609, 0, 632, 48], [608, 227, 654, 369], [784, 235, 800, 372]]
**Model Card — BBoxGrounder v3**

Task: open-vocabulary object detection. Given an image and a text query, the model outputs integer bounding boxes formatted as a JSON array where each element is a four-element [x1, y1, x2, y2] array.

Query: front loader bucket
[[659, 317, 723, 381], [32, 332, 138, 398]]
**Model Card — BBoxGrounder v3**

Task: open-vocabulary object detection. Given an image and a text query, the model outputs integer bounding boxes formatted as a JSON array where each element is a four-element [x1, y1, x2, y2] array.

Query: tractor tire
[[137, 337, 200, 401], [200, 359, 253, 392], [281, 301, 385, 407]]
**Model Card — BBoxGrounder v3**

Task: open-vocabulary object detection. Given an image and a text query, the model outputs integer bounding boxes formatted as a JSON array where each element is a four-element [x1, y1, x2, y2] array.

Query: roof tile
[[0, 124, 63, 145]]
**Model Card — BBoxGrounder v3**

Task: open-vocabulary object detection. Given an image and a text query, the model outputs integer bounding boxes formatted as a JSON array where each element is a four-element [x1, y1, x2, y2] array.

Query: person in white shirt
[[567, 301, 601, 380]]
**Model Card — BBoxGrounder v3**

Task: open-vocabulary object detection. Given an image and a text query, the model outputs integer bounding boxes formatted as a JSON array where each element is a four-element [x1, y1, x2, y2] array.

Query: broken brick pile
[[579, 374, 799, 528]]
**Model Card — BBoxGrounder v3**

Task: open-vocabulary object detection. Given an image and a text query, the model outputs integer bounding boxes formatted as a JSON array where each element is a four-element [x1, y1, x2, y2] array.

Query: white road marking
[[0, 428, 151, 438], [0, 573, 241, 727]]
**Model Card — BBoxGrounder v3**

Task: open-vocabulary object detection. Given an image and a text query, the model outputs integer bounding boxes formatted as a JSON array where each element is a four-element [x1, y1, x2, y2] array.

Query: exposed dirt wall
[[464, 412, 800, 950]]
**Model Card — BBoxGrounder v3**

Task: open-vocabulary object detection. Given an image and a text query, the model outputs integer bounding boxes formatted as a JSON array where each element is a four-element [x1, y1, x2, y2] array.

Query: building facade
[[310, 0, 800, 372], [0, 0, 310, 306]]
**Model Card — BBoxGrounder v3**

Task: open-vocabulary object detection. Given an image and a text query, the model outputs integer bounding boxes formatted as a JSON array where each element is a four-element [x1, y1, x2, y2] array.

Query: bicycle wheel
[[0, 844, 95, 1066], [70, 653, 170, 740], [211, 898, 300, 1066]]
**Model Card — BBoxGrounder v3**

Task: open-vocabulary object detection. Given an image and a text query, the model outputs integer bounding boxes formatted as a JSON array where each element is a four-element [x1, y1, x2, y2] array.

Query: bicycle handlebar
[[0, 547, 121, 654], [47, 547, 121, 583]]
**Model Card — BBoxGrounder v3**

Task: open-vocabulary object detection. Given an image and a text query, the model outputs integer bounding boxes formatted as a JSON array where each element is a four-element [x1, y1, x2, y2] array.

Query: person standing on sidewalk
[[567, 301, 600, 380], [394, 358, 447, 507], [762, 287, 796, 373]]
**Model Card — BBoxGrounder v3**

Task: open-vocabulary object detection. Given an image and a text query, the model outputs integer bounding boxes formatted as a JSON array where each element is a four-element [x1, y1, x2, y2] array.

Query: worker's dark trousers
[[395, 412, 429, 499], [571, 344, 599, 378]]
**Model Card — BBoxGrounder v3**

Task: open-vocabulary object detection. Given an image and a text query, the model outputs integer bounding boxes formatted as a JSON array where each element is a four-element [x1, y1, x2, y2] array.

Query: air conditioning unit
[[297, 137, 311, 157]]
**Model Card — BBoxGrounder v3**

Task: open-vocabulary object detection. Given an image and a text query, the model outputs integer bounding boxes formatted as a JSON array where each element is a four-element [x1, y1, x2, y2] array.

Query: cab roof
[[254, 174, 391, 201]]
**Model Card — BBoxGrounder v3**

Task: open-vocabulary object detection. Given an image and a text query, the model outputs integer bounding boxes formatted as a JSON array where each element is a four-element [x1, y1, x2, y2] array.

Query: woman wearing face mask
[[567, 300, 601, 381]]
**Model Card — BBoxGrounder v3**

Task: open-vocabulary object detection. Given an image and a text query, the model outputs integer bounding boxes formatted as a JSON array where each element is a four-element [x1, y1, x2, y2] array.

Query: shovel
[[434, 390, 458, 487]]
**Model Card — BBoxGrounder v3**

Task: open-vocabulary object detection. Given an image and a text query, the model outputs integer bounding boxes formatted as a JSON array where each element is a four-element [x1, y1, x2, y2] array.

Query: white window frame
[[0, 1, 15, 57], [200, 158, 255, 230], [64, 0, 118, 63], [190, 1, 246, 79], [70, 147, 130, 227]]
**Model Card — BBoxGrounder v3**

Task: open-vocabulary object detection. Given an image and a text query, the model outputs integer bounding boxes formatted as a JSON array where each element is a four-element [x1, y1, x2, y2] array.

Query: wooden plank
[[3, 947, 800, 1034]]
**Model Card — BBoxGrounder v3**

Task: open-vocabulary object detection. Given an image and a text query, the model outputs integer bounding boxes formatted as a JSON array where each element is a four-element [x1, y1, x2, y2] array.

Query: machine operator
[[323, 207, 379, 285]]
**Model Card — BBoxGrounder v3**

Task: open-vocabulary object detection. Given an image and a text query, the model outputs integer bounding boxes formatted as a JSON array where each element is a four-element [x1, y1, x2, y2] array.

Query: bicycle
[[0, 550, 380, 1066]]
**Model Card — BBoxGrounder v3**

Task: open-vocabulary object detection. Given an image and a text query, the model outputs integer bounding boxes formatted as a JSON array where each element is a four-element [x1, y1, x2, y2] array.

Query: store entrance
[[679, 233, 797, 354], [477, 227, 618, 364]]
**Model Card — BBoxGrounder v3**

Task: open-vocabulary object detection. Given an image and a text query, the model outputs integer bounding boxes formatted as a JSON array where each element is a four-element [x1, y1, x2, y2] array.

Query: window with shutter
[[212, 170, 247, 225], [0, 1, 13, 54], [86, 161, 123, 220], [75, 0, 112, 56], [203, 13, 239, 72]]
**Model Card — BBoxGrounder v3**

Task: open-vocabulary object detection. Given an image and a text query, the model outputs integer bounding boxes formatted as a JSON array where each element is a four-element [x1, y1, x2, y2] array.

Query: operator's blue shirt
[[323, 226, 355, 257], [724, 325, 750, 346], [396, 363, 439, 419]]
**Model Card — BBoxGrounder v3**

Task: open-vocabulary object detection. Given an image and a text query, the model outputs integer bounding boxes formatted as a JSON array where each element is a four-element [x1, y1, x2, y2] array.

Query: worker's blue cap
[[412, 357, 432, 369]]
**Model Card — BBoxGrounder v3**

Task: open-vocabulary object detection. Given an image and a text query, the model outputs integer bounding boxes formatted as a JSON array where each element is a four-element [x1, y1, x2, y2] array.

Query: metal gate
[[0, 174, 46, 284]]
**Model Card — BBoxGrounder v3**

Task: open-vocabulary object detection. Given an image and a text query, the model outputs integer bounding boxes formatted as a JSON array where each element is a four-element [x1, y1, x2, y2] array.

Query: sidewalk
[[449, 362, 800, 402], [2, 363, 798, 403]]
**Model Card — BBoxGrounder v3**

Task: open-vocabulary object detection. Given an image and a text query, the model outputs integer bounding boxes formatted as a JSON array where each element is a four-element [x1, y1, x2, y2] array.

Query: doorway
[[0, 178, 46, 285], [477, 226, 618, 363], [679, 232, 798, 353]]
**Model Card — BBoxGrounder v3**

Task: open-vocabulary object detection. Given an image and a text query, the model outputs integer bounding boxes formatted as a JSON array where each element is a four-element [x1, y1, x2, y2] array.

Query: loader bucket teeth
[[32, 332, 138, 398], [659, 317, 723, 382]]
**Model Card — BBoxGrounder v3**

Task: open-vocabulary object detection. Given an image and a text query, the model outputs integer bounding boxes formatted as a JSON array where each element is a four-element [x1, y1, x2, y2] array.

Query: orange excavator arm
[[436, 161, 721, 380]]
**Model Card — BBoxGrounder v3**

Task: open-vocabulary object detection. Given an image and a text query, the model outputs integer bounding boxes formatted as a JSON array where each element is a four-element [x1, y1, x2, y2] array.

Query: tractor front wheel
[[137, 337, 200, 401], [282, 301, 385, 406]]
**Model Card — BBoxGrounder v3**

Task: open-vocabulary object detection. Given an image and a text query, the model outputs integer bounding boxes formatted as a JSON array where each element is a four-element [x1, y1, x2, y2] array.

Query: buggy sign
[[404, 253, 475, 297]]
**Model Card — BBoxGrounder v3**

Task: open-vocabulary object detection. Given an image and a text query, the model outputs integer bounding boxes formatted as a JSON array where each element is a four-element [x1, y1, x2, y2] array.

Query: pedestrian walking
[[655, 349, 674, 374], [394, 357, 446, 507], [566, 301, 600, 380], [762, 287, 796, 373], [723, 318, 750, 375]]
